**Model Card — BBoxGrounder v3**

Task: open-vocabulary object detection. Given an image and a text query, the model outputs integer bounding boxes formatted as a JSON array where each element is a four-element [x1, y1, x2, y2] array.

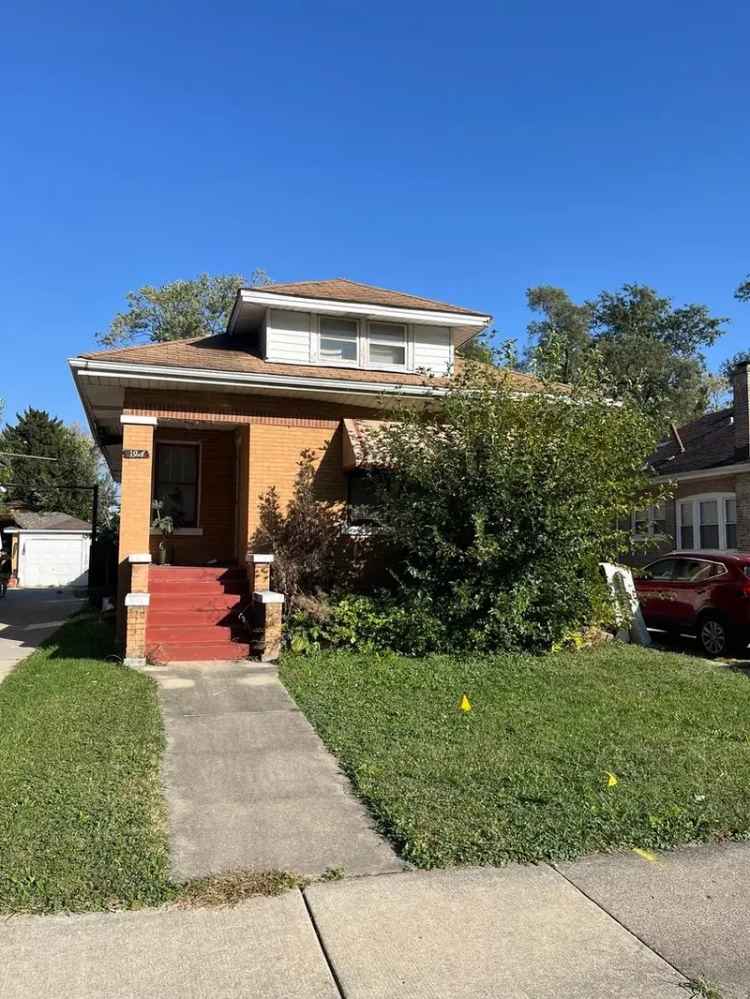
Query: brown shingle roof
[[79, 333, 547, 393], [251, 278, 489, 318], [649, 408, 737, 476], [11, 511, 91, 531]]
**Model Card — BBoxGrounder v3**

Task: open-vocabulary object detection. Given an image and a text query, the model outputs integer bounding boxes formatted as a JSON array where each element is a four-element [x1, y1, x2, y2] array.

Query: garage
[[2, 512, 92, 589]]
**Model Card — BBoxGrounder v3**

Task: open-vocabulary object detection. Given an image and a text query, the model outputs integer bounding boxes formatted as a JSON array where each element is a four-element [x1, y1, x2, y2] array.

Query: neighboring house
[[1, 511, 92, 588], [70, 278, 498, 661], [629, 360, 750, 563]]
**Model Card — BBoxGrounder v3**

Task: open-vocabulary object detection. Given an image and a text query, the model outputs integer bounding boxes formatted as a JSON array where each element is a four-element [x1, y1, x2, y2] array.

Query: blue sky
[[2, 1, 748, 427]]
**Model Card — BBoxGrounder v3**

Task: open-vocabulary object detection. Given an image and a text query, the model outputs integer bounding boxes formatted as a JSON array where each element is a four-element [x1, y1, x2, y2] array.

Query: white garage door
[[18, 533, 91, 588]]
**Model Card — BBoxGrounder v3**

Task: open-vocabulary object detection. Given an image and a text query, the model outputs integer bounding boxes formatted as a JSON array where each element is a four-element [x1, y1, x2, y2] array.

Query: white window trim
[[677, 492, 736, 551], [365, 321, 408, 372], [316, 316, 361, 368], [631, 504, 667, 541], [311, 314, 426, 373]]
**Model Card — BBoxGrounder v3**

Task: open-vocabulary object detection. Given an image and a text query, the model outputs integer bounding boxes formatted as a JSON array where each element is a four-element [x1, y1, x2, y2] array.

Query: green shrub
[[286, 591, 449, 657], [358, 358, 667, 653], [252, 449, 369, 605]]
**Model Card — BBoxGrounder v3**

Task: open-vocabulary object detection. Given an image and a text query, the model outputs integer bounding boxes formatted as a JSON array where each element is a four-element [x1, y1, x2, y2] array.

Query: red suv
[[635, 551, 750, 657]]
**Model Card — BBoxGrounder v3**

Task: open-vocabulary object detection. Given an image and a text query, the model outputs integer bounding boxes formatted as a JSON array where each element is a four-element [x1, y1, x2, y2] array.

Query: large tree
[[0, 409, 110, 523], [96, 269, 271, 347], [522, 286, 592, 383], [524, 283, 728, 424], [723, 277, 750, 380]]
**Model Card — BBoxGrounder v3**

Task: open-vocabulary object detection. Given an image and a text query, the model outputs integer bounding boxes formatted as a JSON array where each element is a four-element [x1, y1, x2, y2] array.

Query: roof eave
[[232, 288, 491, 331], [69, 355, 450, 398]]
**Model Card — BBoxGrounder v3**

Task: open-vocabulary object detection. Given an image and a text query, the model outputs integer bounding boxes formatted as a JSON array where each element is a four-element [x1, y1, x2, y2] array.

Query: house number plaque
[[123, 449, 150, 459]]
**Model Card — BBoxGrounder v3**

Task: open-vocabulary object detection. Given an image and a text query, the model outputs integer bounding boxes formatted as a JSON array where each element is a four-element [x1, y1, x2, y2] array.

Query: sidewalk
[[145, 659, 402, 879], [6, 841, 749, 998]]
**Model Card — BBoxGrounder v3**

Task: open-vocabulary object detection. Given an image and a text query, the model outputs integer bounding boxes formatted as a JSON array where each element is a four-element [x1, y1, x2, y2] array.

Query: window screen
[[320, 317, 358, 362], [699, 500, 719, 549], [369, 322, 406, 367]]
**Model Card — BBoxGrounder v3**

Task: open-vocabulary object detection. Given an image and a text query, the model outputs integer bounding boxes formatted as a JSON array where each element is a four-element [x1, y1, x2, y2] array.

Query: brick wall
[[676, 475, 737, 498], [247, 423, 347, 541], [124, 388, 383, 427], [125, 605, 147, 659], [737, 473, 750, 551]]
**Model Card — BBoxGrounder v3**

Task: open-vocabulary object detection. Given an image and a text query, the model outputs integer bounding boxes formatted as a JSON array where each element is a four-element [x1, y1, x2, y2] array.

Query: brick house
[[629, 360, 750, 562], [70, 279, 495, 663]]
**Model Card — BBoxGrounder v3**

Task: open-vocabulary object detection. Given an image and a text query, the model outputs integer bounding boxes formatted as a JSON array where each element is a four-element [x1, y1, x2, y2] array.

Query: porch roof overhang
[[342, 419, 391, 470], [69, 356, 446, 481]]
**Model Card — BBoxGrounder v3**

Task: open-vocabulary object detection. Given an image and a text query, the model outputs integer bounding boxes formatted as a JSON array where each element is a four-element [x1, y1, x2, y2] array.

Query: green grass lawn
[[0, 615, 175, 914], [281, 644, 750, 868]]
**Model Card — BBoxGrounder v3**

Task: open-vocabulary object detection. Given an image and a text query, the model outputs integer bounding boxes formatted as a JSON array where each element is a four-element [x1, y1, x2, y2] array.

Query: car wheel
[[698, 614, 730, 657]]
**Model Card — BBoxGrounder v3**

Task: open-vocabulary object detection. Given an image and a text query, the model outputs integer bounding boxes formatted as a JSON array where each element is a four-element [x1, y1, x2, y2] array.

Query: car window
[[643, 558, 676, 580], [744, 566, 750, 580], [674, 559, 726, 582], [674, 559, 706, 581]]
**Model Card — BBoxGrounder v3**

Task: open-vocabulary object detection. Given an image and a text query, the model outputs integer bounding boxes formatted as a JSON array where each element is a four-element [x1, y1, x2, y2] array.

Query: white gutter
[[68, 357, 449, 399], [652, 461, 750, 483]]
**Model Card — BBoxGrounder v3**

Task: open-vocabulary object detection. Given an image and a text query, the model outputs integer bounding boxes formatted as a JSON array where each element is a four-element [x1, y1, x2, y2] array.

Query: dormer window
[[319, 316, 358, 363], [368, 322, 407, 368]]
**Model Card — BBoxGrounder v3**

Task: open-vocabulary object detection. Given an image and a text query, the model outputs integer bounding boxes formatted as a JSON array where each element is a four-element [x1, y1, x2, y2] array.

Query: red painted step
[[148, 607, 245, 627], [147, 641, 252, 663], [147, 624, 242, 643], [149, 578, 248, 595], [150, 566, 245, 579], [148, 593, 246, 611]]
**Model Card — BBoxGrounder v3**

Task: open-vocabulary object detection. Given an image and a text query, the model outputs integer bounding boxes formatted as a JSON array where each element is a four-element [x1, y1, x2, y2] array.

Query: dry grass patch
[[174, 870, 308, 908]]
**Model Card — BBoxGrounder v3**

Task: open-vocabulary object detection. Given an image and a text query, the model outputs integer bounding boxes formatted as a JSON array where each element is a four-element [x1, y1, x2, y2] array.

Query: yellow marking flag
[[459, 694, 472, 713], [605, 771, 618, 787]]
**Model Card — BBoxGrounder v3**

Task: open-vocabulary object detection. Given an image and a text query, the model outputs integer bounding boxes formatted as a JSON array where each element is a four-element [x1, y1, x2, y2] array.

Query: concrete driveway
[[146, 659, 403, 880], [0, 588, 85, 683]]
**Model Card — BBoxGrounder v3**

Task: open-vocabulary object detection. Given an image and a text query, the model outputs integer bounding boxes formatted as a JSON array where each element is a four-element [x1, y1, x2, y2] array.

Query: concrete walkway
[[3, 858, 706, 999], [146, 659, 402, 880], [0, 589, 85, 683]]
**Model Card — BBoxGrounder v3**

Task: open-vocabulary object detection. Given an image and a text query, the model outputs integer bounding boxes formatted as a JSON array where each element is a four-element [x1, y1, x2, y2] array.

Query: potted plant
[[151, 500, 175, 565]]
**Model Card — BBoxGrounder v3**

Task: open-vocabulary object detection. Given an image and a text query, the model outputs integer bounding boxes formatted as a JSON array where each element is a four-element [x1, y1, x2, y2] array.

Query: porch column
[[251, 554, 285, 662], [117, 416, 157, 655]]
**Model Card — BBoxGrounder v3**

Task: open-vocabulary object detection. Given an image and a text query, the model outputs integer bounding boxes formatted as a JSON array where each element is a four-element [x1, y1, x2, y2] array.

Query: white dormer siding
[[265, 309, 312, 363], [412, 324, 452, 376], [264, 308, 454, 375]]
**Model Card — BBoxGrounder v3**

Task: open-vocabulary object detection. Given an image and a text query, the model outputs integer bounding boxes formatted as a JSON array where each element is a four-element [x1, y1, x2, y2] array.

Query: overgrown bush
[[252, 449, 368, 606], [355, 357, 667, 654], [287, 591, 449, 657]]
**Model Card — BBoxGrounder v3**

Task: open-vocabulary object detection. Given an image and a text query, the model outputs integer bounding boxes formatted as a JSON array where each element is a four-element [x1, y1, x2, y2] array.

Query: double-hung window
[[631, 503, 667, 540], [154, 443, 199, 529], [677, 493, 736, 551], [319, 317, 358, 363], [368, 322, 407, 368]]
